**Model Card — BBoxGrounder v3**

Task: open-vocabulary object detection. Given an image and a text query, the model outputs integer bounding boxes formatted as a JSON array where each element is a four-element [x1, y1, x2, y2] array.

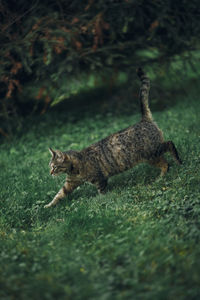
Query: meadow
[[0, 69, 200, 299]]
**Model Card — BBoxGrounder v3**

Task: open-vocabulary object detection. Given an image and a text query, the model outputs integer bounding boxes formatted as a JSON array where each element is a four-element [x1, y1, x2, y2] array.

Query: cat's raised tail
[[137, 67, 153, 122]]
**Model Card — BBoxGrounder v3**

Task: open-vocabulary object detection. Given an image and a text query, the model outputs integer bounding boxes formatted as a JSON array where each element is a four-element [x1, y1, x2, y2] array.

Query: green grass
[[0, 75, 200, 300]]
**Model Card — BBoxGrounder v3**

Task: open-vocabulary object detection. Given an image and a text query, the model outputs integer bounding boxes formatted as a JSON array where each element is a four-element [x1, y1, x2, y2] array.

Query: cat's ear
[[49, 148, 56, 158], [56, 150, 65, 162]]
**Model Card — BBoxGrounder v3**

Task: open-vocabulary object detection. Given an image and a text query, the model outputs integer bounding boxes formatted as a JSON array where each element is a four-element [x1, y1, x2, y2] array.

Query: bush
[[0, 0, 200, 134]]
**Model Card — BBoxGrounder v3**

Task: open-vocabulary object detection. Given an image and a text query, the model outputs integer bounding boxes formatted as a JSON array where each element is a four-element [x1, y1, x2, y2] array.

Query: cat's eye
[[50, 165, 57, 171]]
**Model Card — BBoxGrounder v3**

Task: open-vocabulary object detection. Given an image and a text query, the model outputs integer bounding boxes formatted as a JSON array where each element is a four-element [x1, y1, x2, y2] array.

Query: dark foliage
[[0, 0, 200, 135]]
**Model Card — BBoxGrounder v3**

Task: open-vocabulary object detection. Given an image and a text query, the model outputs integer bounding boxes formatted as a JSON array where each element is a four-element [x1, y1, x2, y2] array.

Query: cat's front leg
[[44, 187, 66, 208], [44, 180, 80, 208]]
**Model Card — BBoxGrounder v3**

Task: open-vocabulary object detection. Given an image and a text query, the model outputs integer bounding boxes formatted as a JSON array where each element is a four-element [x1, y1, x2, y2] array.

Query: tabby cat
[[44, 68, 182, 208]]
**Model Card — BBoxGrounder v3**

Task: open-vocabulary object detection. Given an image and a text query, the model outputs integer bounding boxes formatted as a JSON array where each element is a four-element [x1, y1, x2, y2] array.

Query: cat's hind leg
[[149, 156, 169, 177], [157, 141, 182, 165]]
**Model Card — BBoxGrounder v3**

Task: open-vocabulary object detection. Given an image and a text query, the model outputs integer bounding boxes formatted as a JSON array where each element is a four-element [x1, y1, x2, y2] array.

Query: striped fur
[[44, 68, 182, 208], [137, 67, 152, 121]]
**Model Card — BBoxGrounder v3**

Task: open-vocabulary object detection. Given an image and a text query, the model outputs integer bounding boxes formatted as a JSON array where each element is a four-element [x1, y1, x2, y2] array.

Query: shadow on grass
[[48, 75, 199, 119], [8, 75, 200, 141]]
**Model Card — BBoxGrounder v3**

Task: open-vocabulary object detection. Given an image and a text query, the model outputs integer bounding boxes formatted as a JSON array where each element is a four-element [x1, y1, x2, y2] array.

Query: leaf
[[149, 20, 159, 32]]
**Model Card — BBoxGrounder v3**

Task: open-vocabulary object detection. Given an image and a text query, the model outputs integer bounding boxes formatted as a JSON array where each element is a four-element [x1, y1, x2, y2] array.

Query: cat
[[44, 68, 182, 208]]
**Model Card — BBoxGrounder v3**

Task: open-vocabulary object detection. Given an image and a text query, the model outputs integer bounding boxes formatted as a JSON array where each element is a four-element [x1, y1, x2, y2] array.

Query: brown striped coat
[[44, 68, 182, 208]]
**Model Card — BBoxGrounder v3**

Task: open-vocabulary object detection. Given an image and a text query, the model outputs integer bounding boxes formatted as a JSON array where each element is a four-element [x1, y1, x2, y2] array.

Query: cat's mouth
[[50, 166, 67, 176], [50, 170, 62, 176], [50, 170, 58, 176]]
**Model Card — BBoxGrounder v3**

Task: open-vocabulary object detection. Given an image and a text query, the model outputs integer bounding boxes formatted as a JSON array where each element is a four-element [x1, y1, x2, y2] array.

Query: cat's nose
[[50, 169, 54, 175]]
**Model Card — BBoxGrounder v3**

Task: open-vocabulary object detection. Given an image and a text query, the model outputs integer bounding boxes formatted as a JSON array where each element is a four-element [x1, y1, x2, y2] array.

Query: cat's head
[[49, 148, 72, 176]]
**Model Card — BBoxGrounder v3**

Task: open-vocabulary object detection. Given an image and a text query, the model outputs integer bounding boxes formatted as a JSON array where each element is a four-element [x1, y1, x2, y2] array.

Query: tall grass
[[0, 68, 200, 299]]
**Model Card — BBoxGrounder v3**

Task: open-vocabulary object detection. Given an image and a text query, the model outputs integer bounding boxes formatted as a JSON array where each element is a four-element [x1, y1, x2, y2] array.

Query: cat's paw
[[44, 203, 52, 208]]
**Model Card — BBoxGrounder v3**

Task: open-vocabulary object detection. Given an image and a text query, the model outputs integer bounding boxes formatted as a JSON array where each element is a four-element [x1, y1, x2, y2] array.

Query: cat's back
[[92, 120, 163, 152], [105, 120, 163, 158], [81, 120, 164, 177]]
